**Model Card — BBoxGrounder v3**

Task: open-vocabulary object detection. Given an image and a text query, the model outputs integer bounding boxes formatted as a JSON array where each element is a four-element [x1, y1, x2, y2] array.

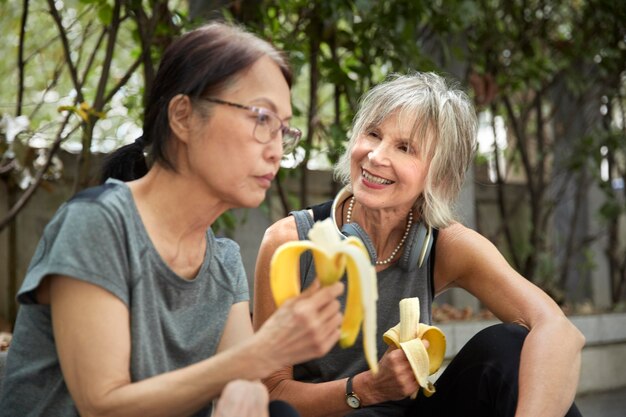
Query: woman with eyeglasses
[[0, 23, 343, 417], [253, 73, 584, 417]]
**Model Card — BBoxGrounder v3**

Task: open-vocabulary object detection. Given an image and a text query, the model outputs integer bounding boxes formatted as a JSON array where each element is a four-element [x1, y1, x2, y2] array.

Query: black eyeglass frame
[[199, 97, 302, 153]]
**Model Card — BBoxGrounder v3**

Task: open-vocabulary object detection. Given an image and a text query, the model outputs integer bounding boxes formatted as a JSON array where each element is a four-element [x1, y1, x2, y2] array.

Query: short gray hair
[[333, 72, 478, 228]]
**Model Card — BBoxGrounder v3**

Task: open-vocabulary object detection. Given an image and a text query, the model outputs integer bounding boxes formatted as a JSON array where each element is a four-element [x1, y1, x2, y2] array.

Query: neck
[[345, 196, 413, 266], [131, 165, 226, 234], [127, 165, 226, 278]]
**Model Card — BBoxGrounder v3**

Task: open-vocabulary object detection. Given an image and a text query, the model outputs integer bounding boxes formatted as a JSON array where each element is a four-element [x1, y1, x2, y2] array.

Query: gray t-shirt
[[0, 179, 249, 417]]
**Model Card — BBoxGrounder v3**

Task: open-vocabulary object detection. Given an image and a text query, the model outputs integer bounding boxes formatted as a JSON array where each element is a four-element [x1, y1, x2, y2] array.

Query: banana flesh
[[270, 218, 379, 374], [383, 297, 446, 397]]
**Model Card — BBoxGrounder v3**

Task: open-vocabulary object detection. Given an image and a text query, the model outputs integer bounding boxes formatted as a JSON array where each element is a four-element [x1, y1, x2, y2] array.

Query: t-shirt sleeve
[[212, 237, 250, 304], [231, 253, 249, 303], [18, 200, 131, 305]]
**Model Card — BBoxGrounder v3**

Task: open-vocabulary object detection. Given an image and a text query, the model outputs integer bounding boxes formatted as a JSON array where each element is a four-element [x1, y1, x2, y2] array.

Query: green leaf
[[599, 200, 624, 221], [97, 3, 113, 25]]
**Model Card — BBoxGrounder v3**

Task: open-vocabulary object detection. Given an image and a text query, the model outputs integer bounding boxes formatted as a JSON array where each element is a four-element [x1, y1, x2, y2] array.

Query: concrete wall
[[1, 157, 623, 323], [0, 151, 104, 323], [435, 313, 626, 395]]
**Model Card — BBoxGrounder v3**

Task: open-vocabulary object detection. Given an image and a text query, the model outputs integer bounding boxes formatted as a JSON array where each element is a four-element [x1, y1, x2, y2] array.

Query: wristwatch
[[345, 376, 361, 409]]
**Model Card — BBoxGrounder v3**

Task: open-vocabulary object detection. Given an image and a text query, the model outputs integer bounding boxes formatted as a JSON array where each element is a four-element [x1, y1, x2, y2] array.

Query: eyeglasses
[[200, 97, 302, 154]]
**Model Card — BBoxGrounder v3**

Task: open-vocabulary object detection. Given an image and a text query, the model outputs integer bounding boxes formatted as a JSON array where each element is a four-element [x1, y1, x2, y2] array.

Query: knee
[[469, 323, 528, 358], [481, 322, 528, 341]]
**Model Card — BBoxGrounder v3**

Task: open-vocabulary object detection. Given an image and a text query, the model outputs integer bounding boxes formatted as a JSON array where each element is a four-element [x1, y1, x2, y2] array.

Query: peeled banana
[[383, 297, 446, 397], [270, 218, 379, 373]]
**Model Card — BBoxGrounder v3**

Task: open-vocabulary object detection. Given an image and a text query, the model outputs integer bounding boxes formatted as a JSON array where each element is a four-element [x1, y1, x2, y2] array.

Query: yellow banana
[[383, 297, 446, 397], [270, 218, 379, 374]]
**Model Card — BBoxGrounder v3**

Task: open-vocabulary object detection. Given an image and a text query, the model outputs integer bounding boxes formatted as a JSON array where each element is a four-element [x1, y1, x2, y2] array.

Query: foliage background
[[0, 0, 625, 326]]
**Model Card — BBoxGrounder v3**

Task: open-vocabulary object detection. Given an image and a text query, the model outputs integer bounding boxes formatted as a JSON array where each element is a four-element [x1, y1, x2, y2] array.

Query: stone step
[[434, 312, 626, 395]]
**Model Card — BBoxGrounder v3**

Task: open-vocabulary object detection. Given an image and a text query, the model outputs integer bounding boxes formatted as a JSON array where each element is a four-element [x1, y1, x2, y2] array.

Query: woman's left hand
[[213, 380, 269, 417], [252, 280, 344, 373]]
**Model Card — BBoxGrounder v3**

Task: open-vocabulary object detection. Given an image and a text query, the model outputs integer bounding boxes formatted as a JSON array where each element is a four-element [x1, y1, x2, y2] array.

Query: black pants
[[349, 323, 582, 417], [270, 400, 301, 417]]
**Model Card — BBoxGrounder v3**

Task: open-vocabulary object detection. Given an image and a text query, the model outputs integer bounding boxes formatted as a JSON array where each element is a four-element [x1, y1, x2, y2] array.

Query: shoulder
[[254, 215, 301, 290], [45, 183, 130, 238], [262, 215, 301, 250], [68, 180, 125, 204], [212, 235, 243, 268], [437, 222, 500, 262], [434, 222, 500, 283], [57, 181, 131, 226], [256, 214, 306, 267], [214, 235, 241, 252], [434, 221, 526, 297], [436, 222, 485, 249]]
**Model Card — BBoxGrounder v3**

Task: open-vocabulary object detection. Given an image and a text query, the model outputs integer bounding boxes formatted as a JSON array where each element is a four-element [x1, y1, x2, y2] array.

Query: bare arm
[[50, 270, 343, 417], [435, 224, 585, 417], [253, 218, 352, 417], [50, 275, 264, 417], [253, 217, 422, 417]]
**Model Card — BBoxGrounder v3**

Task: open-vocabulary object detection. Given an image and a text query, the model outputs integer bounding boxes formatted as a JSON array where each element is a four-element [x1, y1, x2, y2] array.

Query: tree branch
[[0, 114, 71, 232], [17, 0, 29, 116], [79, 24, 107, 89], [46, 0, 85, 103], [94, 0, 122, 111], [503, 96, 536, 200], [491, 102, 522, 270], [103, 54, 144, 104]]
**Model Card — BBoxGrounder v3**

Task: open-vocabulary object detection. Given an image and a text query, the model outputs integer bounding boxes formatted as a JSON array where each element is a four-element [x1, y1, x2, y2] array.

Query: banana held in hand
[[270, 218, 379, 374], [383, 298, 446, 397]]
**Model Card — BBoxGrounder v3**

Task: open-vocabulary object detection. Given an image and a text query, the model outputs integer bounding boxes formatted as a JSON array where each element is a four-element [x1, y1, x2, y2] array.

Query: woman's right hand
[[253, 280, 344, 374], [355, 346, 421, 404]]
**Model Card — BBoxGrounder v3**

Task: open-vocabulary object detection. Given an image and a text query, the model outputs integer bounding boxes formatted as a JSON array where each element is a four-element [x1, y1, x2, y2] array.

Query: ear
[[168, 94, 194, 144]]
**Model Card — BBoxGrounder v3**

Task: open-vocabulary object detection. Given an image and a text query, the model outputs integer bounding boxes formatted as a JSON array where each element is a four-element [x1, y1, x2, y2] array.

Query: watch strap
[[346, 375, 355, 396], [345, 376, 361, 409]]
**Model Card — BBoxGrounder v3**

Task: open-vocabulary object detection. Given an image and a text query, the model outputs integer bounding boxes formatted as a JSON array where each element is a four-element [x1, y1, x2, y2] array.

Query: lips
[[362, 169, 393, 185], [255, 172, 276, 189]]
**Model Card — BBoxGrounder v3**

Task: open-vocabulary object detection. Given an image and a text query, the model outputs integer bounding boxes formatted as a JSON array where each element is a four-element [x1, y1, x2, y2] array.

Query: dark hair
[[101, 22, 292, 183]]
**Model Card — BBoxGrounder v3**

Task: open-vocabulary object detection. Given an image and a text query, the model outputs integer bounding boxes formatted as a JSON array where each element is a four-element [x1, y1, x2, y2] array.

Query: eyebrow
[[365, 124, 416, 146], [250, 98, 293, 121]]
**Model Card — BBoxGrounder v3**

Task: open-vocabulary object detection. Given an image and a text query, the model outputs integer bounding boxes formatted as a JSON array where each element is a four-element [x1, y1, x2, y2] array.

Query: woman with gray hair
[[253, 72, 584, 416]]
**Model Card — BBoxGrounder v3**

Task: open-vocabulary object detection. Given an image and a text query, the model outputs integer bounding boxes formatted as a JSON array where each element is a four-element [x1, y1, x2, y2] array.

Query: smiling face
[[350, 111, 430, 213], [184, 56, 293, 209]]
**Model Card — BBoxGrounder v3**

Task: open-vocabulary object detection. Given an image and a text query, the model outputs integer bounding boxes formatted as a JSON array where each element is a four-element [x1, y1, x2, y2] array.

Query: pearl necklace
[[345, 196, 413, 265]]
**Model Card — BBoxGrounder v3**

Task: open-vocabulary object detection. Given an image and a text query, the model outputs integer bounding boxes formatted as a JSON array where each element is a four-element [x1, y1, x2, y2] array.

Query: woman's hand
[[253, 280, 344, 374], [213, 380, 269, 417], [355, 345, 424, 405]]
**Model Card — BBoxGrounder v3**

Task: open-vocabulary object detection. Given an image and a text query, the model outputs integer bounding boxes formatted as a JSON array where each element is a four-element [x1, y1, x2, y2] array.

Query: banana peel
[[270, 218, 379, 374], [383, 297, 446, 397]]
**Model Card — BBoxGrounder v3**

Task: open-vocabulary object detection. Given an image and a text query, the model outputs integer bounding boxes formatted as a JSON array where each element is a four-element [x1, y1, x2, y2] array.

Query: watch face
[[346, 394, 361, 409]]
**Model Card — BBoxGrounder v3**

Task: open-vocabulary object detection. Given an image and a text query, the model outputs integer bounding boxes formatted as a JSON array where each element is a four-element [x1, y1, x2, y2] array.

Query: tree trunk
[[299, 12, 321, 210], [551, 68, 603, 303], [7, 182, 18, 326]]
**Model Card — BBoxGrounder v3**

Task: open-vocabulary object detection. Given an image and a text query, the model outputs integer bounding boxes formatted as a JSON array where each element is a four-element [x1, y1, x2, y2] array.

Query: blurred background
[[0, 0, 624, 334]]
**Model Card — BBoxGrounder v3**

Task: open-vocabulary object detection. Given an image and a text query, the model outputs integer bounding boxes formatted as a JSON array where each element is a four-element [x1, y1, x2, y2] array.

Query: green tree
[[0, 0, 187, 324], [463, 0, 625, 305], [239, 0, 468, 211]]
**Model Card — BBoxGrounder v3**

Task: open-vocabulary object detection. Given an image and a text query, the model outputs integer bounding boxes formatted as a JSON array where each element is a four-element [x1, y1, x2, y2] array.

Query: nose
[[264, 134, 283, 163], [367, 142, 391, 165]]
